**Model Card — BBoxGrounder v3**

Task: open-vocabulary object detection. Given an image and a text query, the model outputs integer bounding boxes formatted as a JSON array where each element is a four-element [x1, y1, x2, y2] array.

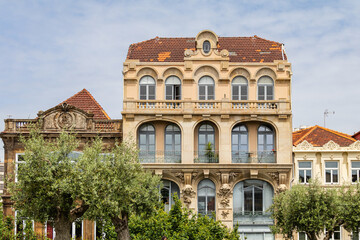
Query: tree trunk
[[54, 215, 72, 240], [111, 213, 131, 240]]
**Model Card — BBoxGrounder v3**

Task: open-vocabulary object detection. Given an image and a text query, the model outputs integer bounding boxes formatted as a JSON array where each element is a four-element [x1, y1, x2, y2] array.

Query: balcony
[[123, 99, 290, 116], [232, 151, 276, 163], [3, 119, 122, 133], [138, 150, 181, 163], [194, 150, 219, 163], [233, 211, 273, 225]]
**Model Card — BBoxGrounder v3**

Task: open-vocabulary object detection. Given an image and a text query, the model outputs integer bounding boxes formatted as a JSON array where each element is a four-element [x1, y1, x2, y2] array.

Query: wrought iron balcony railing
[[194, 150, 219, 163], [233, 211, 273, 225], [138, 150, 181, 163], [232, 151, 276, 163]]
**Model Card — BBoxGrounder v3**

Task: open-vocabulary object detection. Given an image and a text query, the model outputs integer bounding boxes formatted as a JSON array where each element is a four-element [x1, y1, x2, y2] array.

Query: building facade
[[122, 30, 293, 239], [0, 89, 122, 239], [293, 125, 360, 240]]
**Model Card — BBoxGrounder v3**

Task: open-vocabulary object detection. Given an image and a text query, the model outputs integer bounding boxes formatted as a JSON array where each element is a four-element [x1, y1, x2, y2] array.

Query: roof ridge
[[316, 125, 356, 142], [293, 126, 317, 146], [60, 89, 110, 120], [251, 35, 284, 45]]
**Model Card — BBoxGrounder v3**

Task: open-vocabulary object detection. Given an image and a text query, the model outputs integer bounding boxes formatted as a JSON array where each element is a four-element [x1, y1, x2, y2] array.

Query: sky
[[0, 0, 359, 160]]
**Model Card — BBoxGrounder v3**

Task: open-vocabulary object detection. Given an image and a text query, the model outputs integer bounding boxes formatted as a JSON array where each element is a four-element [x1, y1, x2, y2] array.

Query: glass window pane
[[299, 170, 305, 183], [266, 86, 273, 100], [149, 134, 155, 145], [326, 170, 331, 183], [207, 135, 214, 145], [352, 170, 358, 182], [166, 86, 172, 100], [333, 170, 338, 183], [306, 170, 312, 182], [244, 189, 253, 212], [148, 86, 155, 100], [233, 86, 239, 100], [258, 86, 265, 100], [258, 135, 264, 144], [299, 232, 306, 240], [175, 134, 181, 145], [266, 135, 273, 144], [299, 162, 312, 168], [165, 135, 172, 145], [254, 188, 263, 212], [352, 162, 360, 168], [241, 86, 247, 100], [140, 86, 146, 100], [207, 196, 215, 211], [199, 134, 206, 144], [326, 162, 338, 168], [207, 86, 214, 100], [232, 135, 239, 145]]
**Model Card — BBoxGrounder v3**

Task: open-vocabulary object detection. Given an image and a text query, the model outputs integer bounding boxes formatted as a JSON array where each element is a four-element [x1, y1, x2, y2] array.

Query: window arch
[[258, 76, 274, 100], [139, 76, 156, 100], [257, 125, 275, 163], [164, 124, 181, 163], [197, 123, 216, 163], [232, 76, 248, 100], [232, 125, 248, 163], [233, 179, 274, 240], [198, 179, 216, 217], [198, 76, 215, 100], [165, 76, 181, 100], [138, 124, 155, 163], [161, 180, 180, 212]]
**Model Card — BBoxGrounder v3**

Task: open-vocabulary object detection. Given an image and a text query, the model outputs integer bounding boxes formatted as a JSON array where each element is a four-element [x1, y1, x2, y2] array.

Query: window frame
[[298, 161, 312, 184], [325, 161, 339, 184], [164, 124, 181, 163], [231, 125, 248, 163], [165, 76, 181, 100], [198, 76, 215, 100], [351, 161, 360, 183], [231, 76, 248, 100], [197, 179, 216, 217], [203, 40, 211, 54], [160, 180, 180, 212], [139, 75, 156, 100], [257, 76, 274, 100], [325, 226, 341, 240], [138, 124, 156, 163]]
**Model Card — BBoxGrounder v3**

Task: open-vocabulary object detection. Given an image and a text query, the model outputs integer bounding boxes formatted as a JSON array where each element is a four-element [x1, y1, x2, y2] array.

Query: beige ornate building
[[293, 125, 360, 240], [122, 30, 293, 240], [0, 89, 122, 239]]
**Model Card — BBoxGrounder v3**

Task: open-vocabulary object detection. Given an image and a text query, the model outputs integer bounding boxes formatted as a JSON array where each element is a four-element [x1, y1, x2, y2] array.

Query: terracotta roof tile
[[293, 125, 356, 147], [127, 36, 286, 63], [60, 89, 110, 120], [352, 131, 360, 140]]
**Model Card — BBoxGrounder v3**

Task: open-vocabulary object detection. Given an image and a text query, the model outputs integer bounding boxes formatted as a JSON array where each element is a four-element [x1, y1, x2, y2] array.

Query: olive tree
[[340, 183, 360, 239], [9, 129, 104, 240], [84, 140, 161, 240], [269, 181, 343, 240]]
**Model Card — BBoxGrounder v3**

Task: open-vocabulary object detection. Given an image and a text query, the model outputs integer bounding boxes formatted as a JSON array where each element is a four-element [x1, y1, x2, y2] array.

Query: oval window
[[203, 40, 211, 54]]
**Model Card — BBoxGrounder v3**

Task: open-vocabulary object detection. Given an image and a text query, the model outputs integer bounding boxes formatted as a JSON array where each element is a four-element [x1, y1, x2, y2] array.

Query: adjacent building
[[293, 125, 360, 240], [122, 30, 293, 239], [0, 89, 122, 239]]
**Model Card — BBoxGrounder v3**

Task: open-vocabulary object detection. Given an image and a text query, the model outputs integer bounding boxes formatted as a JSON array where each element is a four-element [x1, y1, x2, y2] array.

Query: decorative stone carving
[[356, 155, 360, 160], [181, 184, 196, 205], [303, 155, 307, 160], [276, 184, 287, 193], [220, 49, 229, 57], [229, 172, 238, 180], [221, 210, 230, 219], [218, 184, 232, 198], [184, 49, 194, 57], [296, 140, 314, 150], [57, 112, 74, 128], [349, 141, 360, 150], [175, 172, 184, 183], [323, 140, 340, 150], [268, 172, 279, 185], [220, 198, 230, 207]]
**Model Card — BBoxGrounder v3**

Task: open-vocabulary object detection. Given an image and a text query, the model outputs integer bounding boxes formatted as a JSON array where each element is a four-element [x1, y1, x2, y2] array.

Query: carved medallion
[[221, 210, 230, 219], [181, 185, 196, 205], [58, 112, 73, 128]]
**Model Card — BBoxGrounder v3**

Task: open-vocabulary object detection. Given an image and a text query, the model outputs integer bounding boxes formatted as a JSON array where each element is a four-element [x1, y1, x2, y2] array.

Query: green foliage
[[269, 180, 343, 240], [340, 183, 360, 236], [129, 195, 240, 240]]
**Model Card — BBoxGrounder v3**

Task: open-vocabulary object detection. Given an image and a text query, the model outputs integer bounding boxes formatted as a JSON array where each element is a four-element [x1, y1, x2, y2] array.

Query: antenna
[[324, 109, 335, 128]]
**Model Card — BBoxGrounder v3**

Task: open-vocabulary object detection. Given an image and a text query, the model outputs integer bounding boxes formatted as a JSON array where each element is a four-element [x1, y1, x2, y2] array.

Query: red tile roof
[[293, 125, 356, 147], [60, 89, 110, 120], [127, 36, 286, 63], [352, 131, 360, 140]]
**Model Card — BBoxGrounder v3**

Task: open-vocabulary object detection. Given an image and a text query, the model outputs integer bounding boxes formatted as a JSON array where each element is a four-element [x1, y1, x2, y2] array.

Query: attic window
[[203, 41, 210, 54]]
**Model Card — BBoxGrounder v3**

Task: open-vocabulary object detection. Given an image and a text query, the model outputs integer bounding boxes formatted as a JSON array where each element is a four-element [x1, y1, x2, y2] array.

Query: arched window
[[139, 76, 156, 100], [198, 179, 216, 217], [165, 76, 181, 100], [138, 124, 155, 163], [258, 76, 274, 100], [233, 180, 274, 240], [164, 124, 181, 163], [257, 125, 275, 163], [232, 125, 248, 163], [161, 180, 180, 212], [197, 123, 216, 163], [198, 76, 215, 100], [232, 76, 248, 100], [203, 40, 211, 54]]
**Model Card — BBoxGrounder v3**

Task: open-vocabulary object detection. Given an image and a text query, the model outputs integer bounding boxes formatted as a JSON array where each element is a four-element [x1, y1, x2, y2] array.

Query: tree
[[269, 180, 343, 240], [84, 140, 162, 240], [340, 183, 360, 239], [129, 195, 240, 240], [9, 129, 101, 240]]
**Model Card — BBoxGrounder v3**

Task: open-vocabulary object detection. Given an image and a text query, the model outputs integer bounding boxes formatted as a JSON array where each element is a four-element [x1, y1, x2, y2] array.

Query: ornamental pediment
[[38, 103, 93, 130], [295, 140, 314, 150], [323, 140, 340, 150], [349, 141, 360, 150]]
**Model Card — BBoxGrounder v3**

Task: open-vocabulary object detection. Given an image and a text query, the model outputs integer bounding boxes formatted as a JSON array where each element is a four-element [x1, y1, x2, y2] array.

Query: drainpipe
[[281, 44, 285, 60]]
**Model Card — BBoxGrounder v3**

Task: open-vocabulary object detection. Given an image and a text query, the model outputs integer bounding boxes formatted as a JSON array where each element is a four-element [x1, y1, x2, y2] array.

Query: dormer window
[[203, 40, 211, 54]]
